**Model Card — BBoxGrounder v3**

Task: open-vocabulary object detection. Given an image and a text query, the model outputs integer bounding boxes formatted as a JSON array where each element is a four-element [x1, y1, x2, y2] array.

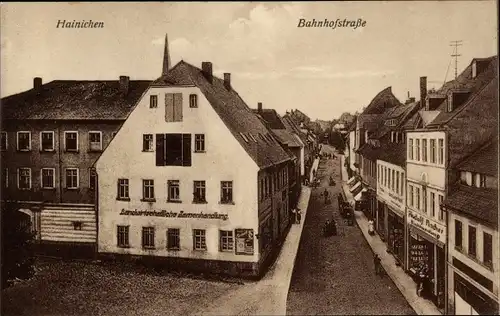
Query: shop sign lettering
[[119, 209, 228, 221], [377, 186, 404, 211], [408, 210, 445, 244]]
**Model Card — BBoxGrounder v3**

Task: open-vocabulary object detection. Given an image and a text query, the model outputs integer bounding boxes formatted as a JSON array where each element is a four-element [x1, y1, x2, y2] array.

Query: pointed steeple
[[162, 33, 171, 76]]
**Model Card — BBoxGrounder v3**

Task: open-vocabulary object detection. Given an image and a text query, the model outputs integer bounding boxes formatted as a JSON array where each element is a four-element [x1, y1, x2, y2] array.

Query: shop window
[[142, 227, 155, 249], [455, 220, 463, 250], [219, 230, 234, 252], [167, 228, 180, 250], [468, 225, 477, 258], [117, 225, 129, 247], [483, 232, 493, 268]]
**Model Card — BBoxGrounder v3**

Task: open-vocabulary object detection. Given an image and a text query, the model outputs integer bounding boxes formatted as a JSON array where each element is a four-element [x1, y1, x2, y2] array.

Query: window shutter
[[165, 93, 174, 122], [156, 134, 165, 166], [182, 134, 192, 166], [173, 93, 183, 122]]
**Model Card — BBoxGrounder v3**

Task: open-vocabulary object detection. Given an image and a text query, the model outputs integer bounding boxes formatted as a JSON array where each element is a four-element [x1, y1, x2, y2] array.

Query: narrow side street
[[286, 145, 416, 315]]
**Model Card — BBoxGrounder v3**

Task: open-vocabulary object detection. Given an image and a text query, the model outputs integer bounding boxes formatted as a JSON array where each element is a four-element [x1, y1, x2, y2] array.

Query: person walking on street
[[324, 188, 329, 204], [374, 254, 382, 276], [368, 218, 375, 235], [296, 209, 302, 224]]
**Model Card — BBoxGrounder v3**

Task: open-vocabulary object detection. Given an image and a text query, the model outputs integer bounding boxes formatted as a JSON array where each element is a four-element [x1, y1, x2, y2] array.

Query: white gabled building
[[94, 35, 292, 278]]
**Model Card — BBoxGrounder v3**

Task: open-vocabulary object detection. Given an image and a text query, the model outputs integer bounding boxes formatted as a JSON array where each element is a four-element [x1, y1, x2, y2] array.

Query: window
[[409, 139, 414, 160], [430, 139, 436, 163], [455, 220, 463, 249], [142, 179, 155, 201], [17, 132, 31, 151], [195, 134, 205, 152], [430, 192, 436, 217], [39, 131, 55, 151], [189, 94, 198, 108], [168, 180, 180, 202], [41, 168, 55, 189], [479, 174, 486, 188], [117, 179, 129, 200], [165, 93, 183, 122], [142, 227, 155, 249], [89, 169, 97, 190], [483, 232, 492, 267], [193, 181, 206, 203], [193, 229, 207, 250], [438, 194, 445, 220], [416, 187, 420, 210], [471, 173, 478, 187], [468, 226, 477, 257], [415, 139, 420, 161], [422, 139, 427, 162], [117, 226, 129, 247], [409, 185, 414, 207], [401, 173, 404, 195], [391, 170, 395, 191], [221, 181, 233, 204], [395, 171, 399, 194], [438, 139, 444, 164], [0, 132, 6, 151], [220, 230, 234, 252], [155, 134, 191, 166], [2, 168, 8, 188], [18, 168, 31, 189], [142, 134, 154, 152], [64, 131, 78, 152], [88, 131, 102, 151], [150, 95, 158, 108], [422, 188, 427, 214], [167, 229, 180, 250], [65, 168, 79, 189]]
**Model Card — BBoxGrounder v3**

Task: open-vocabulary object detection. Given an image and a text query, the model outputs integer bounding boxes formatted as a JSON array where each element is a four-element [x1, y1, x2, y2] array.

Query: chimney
[[223, 73, 231, 90], [119, 76, 130, 95], [420, 76, 427, 109], [202, 62, 213, 83], [162, 33, 171, 76], [407, 91, 410, 99], [258, 102, 263, 113], [33, 77, 42, 93]]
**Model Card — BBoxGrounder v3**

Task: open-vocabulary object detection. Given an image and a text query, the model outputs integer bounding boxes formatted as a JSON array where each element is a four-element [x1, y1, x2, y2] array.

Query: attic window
[[240, 132, 249, 143]]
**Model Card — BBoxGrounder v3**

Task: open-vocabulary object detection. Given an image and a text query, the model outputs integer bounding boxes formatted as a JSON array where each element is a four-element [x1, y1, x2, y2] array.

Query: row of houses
[[0, 34, 319, 277], [344, 55, 498, 315]]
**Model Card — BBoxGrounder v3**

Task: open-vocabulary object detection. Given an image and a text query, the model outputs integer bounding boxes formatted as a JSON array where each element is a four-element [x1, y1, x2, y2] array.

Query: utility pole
[[450, 40, 463, 79]]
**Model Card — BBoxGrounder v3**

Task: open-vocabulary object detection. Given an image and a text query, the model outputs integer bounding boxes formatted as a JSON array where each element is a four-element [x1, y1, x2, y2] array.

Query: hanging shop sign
[[235, 229, 254, 255], [119, 209, 228, 221], [407, 209, 445, 244]]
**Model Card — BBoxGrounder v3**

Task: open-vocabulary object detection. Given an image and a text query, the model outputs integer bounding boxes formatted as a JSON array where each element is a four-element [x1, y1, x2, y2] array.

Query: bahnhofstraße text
[[56, 20, 104, 28], [297, 18, 367, 30]]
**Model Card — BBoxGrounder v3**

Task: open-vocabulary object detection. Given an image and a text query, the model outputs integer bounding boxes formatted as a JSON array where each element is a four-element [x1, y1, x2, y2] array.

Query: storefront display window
[[388, 212, 404, 264]]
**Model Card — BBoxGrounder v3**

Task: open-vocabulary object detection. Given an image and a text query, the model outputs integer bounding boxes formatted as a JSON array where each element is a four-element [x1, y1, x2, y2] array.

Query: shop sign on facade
[[407, 209, 445, 244], [119, 209, 228, 221], [377, 186, 404, 216], [235, 229, 254, 255]]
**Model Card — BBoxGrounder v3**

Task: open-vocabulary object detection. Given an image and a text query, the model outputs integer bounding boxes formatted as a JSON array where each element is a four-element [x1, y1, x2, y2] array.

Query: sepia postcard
[[0, 1, 498, 315]]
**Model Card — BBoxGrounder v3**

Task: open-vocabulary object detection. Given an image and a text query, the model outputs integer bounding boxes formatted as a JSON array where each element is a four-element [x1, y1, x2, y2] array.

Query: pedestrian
[[323, 219, 331, 236], [373, 254, 382, 276], [368, 218, 375, 236], [324, 188, 329, 204], [296, 209, 302, 224], [291, 208, 297, 224]]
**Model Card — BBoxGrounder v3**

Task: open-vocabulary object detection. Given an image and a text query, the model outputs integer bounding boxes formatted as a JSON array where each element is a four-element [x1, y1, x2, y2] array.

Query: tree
[[1, 202, 36, 290], [329, 130, 345, 151]]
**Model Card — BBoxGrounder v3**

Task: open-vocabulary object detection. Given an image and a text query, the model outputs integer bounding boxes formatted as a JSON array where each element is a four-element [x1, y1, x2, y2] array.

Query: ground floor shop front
[[406, 225, 446, 309], [451, 270, 499, 315]]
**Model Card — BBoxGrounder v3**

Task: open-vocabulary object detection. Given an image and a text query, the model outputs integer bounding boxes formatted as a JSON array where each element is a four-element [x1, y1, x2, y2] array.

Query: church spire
[[162, 33, 171, 76]]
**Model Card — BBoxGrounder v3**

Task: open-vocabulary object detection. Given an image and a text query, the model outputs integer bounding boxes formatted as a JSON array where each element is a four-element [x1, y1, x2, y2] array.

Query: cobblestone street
[[286, 145, 416, 315]]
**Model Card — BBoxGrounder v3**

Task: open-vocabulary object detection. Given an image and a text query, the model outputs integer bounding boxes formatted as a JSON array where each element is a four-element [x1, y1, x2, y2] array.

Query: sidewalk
[[339, 155, 442, 316], [192, 171, 314, 315]]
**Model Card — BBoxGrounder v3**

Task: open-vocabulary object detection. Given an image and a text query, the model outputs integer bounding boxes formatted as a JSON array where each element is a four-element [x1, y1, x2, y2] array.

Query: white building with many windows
[[94, 35, 292, 277]]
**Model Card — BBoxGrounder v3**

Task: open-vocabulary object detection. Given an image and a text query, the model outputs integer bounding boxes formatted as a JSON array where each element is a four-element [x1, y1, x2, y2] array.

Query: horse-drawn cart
[[338, 192, 354, 226]]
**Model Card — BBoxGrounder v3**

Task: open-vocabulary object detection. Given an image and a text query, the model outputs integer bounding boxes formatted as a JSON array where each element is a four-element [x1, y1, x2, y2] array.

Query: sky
[[1, 2, 497, 121]]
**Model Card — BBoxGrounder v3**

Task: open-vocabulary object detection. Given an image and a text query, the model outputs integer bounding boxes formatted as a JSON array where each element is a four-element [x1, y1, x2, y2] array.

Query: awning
[[349, 181, 362, 193], [354, 188, 368, 201], [347, 177, 357, 186]]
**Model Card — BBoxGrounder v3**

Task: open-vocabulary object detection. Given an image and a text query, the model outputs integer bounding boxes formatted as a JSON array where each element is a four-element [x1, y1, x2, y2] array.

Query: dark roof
[[252, 109, 286, 129], [378, 140, 406, 166], [363, 87, 402, 115], [282, 114, 308, 143], [1, 80, 152, 120], [456, 137, 498, 176], [272, 130, 302, 148], [152, 61, 291, 169], [427, 56, 498, 127], [443, 184, 498, 227], [357, 142, 382, 162]]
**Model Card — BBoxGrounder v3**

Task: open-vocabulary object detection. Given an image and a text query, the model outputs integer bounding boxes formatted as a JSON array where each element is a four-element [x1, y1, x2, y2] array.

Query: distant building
[[95, 35, 293, 278]]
